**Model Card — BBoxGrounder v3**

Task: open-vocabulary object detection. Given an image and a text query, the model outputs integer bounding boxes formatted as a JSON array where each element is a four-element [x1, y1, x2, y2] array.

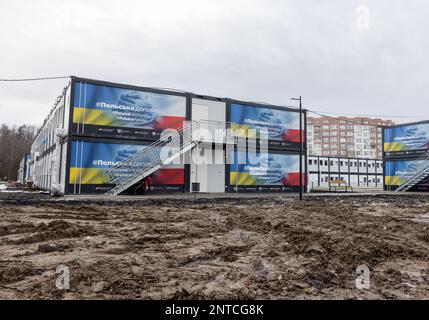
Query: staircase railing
[[103, 119, 234, 195], [104, 121, 194, 194], [395, 151, 429, 192]]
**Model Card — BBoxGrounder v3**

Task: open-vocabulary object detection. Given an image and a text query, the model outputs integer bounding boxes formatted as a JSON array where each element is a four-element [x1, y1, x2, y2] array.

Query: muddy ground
[[0, 192, 428, 299]]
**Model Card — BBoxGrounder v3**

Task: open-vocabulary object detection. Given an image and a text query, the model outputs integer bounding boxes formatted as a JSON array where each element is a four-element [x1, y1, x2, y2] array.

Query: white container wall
[[29, 82, 71, 194], [28, 78, 306, 195], [190, 97, 226, 193], [308, 155, 383, 190]]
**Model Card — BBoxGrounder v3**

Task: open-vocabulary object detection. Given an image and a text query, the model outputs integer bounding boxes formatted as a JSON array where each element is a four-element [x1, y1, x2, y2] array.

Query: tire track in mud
[[7, 220, 97, 245], [0, 194, 429, 299]]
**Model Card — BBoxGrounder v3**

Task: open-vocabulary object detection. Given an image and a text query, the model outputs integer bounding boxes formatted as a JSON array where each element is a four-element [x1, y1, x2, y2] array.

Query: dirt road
[[0, 193, 428, 299]]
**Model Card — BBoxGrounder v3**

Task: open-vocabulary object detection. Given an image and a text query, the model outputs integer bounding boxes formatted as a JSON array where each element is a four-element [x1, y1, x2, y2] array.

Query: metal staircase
[[104, 120, 233, 195], [395, 151, 429, 192]]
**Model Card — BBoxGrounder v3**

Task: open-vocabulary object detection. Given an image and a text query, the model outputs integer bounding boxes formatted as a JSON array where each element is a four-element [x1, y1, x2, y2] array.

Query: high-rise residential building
[[307, 116, 395, 159]]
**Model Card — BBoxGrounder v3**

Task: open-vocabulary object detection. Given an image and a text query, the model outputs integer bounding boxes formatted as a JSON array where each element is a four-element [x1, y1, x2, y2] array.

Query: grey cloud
[[1, 0, 429, 126]]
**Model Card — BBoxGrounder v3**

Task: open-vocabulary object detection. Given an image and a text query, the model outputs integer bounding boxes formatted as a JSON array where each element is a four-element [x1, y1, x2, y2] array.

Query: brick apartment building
[[307, 116, 395, 159]]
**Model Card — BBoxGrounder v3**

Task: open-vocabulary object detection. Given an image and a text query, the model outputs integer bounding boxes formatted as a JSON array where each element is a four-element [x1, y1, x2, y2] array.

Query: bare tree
[[0, 124, 36, 180]]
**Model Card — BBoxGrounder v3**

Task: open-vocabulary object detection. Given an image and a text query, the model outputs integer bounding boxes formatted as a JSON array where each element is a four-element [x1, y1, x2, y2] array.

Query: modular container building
[[17, 153, 31, 185], [308, 155, 383, 191], [383, 120, 429, 191], [28, 77, 307, 195]]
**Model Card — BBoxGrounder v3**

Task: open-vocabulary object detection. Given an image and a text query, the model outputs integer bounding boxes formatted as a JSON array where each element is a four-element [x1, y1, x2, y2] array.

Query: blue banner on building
[[69, 141, 184, 186], [384, 122, 429, 153], [229, 151, 303, 188], [384, 159, 429, 188], [229, 103, 303, 149], [72, 81, 187, 138]]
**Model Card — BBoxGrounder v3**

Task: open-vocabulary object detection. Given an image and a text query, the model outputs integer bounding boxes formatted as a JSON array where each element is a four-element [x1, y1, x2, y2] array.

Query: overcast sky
[[1, 0, 429, 126]]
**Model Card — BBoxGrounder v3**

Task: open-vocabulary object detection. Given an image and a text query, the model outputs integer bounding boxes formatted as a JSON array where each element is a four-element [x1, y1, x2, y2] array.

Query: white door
[[190, 100, 225, 193]]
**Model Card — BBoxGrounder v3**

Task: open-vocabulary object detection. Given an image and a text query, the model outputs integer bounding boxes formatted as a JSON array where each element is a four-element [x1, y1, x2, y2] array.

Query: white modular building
[[308, 155, 383, 190], [27, 77, 307, 195]]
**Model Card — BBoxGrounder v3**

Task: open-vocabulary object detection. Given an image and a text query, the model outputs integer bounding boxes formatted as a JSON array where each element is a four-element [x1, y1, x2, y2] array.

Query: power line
[[0, 76, 71, 82], [2, 76, 428, 120], [307, 109, 384, 159], [308, 110, 386, 128], [309, 109, 428, 119]]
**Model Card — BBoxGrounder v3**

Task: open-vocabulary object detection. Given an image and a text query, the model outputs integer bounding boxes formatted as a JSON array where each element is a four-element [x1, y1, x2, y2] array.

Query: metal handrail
[[104, 121, 197, 185], [103, 120, 230, 186], [105, 120, 233, 167], [102, 119, 252, 194], [106, 121, 193, 172], [399, 151, 429, 180], [395, 151, 429, 191]]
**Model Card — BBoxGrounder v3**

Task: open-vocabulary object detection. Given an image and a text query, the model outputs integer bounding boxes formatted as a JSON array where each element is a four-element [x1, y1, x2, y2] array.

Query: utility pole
[[291, 96, 304, 201]]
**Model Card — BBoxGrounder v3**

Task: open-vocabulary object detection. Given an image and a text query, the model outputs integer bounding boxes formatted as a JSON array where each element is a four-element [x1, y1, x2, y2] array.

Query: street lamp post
[[291, 96, 303, 201]]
